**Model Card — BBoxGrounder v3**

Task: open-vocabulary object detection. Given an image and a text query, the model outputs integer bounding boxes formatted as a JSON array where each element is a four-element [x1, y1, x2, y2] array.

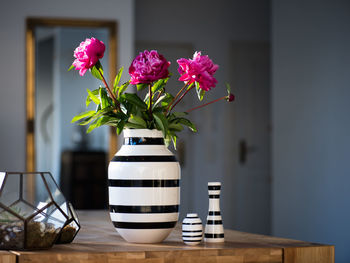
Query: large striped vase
[[108, 129, 181, 243]]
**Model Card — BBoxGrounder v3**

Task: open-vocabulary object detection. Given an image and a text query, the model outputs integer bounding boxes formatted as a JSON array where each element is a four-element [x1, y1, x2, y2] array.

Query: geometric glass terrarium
[[0, 172, 78, 250]]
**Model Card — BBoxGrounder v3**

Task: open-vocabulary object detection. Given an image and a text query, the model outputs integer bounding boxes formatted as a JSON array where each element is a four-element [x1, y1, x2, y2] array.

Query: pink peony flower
[[129, 50, 170, 85], [177, 51, 219, 91], [72, 37, 105, 76]]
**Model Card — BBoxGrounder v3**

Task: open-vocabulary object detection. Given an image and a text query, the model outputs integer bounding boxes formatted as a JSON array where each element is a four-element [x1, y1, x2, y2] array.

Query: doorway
[[224, 42, 271, 234]]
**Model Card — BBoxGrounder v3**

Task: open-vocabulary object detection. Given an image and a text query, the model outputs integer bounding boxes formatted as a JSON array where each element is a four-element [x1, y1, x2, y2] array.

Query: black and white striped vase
[[182, 213, 203, 245], [108, 129, 181, 243], [204, 182, 224, 243]]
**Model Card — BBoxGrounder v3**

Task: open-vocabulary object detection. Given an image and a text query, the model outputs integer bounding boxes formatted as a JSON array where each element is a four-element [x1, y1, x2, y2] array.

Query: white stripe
[[204, 225, 224, 233], [183, 218, 202, 224], [206, 216, 222, 220], [182, 232, 203, 237], [183, 237, 202, 241], [182, 225, 203, 231], [208, 182, 221, 186], [109, 187, 180, 206], [110, 212, 179, 222], [108, 162, 180, 180], [208, 190, 221, 195], [116, 145, 174, 156], [123, 129, 163, 138], [204, 238, 225, 243]]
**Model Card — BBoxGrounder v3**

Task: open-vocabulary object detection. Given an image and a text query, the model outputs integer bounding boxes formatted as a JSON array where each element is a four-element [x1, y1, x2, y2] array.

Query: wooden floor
[[0, 210, 334, 263]]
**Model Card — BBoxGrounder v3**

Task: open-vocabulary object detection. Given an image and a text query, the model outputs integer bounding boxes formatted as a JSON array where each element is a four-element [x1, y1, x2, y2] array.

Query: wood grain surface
[[0, 211, 333, 263]]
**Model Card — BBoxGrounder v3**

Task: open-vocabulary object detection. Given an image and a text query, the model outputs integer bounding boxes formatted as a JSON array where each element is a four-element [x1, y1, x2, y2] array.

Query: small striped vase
[[182, 213, 203, 245], [204, 182, 224, 243], [108, 129, 181, 243]]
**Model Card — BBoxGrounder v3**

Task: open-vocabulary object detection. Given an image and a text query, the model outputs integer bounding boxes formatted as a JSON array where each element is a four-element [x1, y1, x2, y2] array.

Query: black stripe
[[183, 239, 202, 242], [124, 137, 164, 145], [186, 216, 199, 218], [112, 221, 177, 229], [182, 230, 202, 233], [182, 235, 203, 238], [182, 222, 202, 225], [205, 233, 224, 238], [109, 205, 179, 213], [109, 179, 179, 188], [206, 220, 223, 225], [111, 155, 177, 162], [208, 186, 221, 190], [209, 195, 220, 198], [209, 211, 221, 216]]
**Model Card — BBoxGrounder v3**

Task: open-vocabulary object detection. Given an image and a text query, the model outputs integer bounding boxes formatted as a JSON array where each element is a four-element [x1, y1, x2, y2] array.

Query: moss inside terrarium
[[56, 224, 77, 244], [25, 221, 60, 249]]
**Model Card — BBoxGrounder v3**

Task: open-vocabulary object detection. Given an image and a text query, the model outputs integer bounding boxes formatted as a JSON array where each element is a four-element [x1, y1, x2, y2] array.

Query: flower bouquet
[[69, 37, 234, 243], [69, 37, 234, 147]]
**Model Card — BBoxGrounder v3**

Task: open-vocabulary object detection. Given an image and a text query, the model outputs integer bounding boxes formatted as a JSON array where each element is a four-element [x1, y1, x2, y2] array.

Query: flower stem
[[170, 85, 195, 112], [149, 84, 153, 118], [166, 82, 188, 113], [98, 68, 119, 106], [186, 96, 227, 113]]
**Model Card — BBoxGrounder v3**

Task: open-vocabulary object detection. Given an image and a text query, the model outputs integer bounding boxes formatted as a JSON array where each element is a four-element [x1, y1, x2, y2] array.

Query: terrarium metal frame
[[0, 172, 80, 250]]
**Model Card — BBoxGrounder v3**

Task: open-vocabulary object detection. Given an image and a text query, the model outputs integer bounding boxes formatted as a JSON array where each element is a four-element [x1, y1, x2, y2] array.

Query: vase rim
[[123, 129, 163, 138], [208, 182, 221, 186]]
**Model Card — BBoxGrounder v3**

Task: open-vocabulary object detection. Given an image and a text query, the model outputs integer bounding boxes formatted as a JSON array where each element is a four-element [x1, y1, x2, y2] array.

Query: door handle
[[239, 139, 256, 165]]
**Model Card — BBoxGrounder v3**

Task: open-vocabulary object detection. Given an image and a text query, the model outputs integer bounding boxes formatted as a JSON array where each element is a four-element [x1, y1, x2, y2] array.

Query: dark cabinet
[[60, 150, 108, 209]]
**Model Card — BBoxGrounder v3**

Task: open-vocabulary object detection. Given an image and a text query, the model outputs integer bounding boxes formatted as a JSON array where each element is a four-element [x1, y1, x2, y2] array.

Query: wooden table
[[0, 211, 333, 263]]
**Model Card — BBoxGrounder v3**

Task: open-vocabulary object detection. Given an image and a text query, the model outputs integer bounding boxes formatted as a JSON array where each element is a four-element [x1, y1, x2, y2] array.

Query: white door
[[223, 42, 271, 234]]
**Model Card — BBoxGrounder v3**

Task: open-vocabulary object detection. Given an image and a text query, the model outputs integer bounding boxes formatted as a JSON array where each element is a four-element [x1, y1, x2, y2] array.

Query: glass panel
[[42, 173, 68, 215], [0, 173, 20, 207]]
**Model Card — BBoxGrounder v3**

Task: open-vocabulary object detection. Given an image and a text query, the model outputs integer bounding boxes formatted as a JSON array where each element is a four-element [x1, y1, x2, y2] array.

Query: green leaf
[[113, 67, 124, 94], [117, 120, 125, 135], [118, 81, 130, 97], [87, 116, 119, 133], [153, 112, 168, 137], [122, 93, 147, 109], [128, 114, 147, 128], [71, 111, 95, 123], [87, 89, 100, 105], [176, 118, 197, 132], [151, 78, 169, 93], [171, 134, 178, 149], [68, 64, 74, 71], [90, 61, 103, 80], [99, 87, 110, 109], [124, 122, 147, 129], [171, 112, 188, 119], [78, 116, 95, 126], [169, 123, 184, 132], [195, 83, 205, 101], [136, 83, 148, 91], [226, 83, 231, 94], [153, 94, 168, 109]]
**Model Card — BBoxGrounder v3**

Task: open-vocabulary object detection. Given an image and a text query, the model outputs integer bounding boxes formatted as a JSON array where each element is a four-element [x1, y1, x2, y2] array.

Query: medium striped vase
[[108, 129, 181, 243], [204, 182, 224, 243]]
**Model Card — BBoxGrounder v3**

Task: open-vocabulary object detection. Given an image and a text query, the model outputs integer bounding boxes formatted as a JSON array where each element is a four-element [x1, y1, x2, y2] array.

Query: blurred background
[[0, 0, 349, 262]]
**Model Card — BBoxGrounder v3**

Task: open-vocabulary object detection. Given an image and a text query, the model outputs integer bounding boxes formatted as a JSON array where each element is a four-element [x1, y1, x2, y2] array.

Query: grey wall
[[272, 1, 350, 262], [135, 0, 270, 226], [0, 0, 134, 171]]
